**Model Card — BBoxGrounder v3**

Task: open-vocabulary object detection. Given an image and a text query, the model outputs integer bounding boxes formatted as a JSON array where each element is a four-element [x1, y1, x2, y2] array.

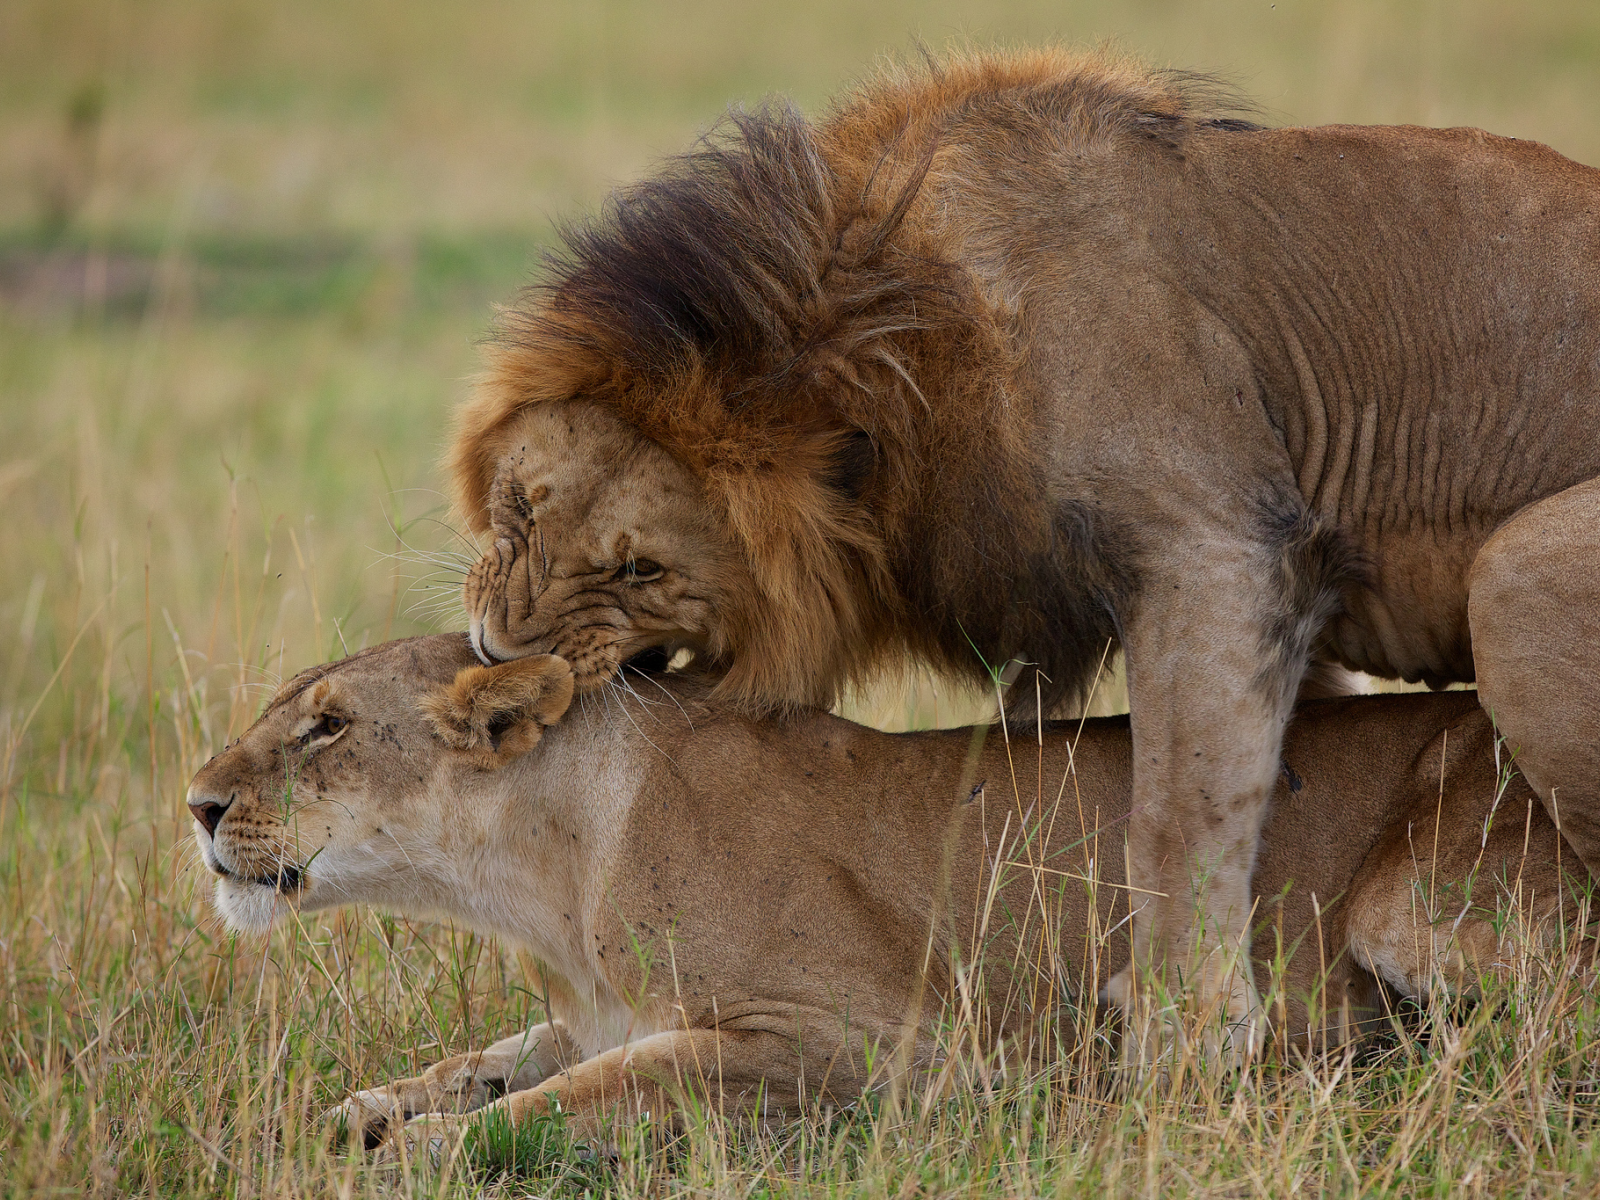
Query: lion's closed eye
[[614, 559, 664, 583]]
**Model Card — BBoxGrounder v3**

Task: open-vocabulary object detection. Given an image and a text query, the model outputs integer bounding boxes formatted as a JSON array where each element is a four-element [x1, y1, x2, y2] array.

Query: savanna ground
[[5, 1, 1600, 1194]]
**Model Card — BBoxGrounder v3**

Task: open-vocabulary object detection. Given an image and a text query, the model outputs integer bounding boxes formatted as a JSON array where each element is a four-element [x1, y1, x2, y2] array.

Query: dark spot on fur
[[1253, 493, 1366, 711], [826, 430, 876, 501], [623, 646, 671, 675], [485, 710, 521, 751], [1200, 116, 1264, 133]]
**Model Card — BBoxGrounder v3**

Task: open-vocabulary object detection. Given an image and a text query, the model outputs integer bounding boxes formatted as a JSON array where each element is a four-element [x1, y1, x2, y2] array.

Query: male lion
[[188, 635, 1578, 1153], [450, 48, 1600, 1047]]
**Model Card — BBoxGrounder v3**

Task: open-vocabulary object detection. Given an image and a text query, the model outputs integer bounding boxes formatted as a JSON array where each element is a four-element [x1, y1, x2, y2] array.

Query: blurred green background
[[4, 0, 1600, 771]]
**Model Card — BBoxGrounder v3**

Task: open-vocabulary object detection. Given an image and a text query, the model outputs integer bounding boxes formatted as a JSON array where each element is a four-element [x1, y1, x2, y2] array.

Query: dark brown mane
[[492, 53, 1252, 419], [521, 104, 879, 386], [490, 99, 973, 470], [452, 50, 1258, 713]]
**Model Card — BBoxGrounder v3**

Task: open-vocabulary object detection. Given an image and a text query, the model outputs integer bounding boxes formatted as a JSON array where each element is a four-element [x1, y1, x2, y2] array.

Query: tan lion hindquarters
[[1469, 476, 1600, 882], [1341, 721, 1579, 1001]]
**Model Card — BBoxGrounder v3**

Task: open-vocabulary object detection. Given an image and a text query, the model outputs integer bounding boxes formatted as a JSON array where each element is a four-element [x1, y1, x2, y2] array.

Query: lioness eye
[[616, 559, 664, 583], [318, 714, 349, 737]]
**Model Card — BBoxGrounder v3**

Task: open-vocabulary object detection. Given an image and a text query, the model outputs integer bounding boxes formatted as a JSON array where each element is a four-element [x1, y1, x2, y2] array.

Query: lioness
[[188, 635, 1576, 1151], [448, 48, 1600, 1048]]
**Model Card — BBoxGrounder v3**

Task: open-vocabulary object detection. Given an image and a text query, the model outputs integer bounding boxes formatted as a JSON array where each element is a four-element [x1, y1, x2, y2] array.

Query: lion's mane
[[449, 50, 1257, 713]]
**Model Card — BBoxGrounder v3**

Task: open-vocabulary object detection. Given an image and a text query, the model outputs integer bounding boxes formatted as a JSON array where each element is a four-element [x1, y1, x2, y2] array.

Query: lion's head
[[461, 400, 752, 689], [186, 636, 572, 934], [448, 54, 1155, 716]]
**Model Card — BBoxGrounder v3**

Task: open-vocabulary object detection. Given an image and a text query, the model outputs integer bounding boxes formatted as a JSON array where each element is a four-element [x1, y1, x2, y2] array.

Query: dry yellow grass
[[5, 1, 1600, 1193]]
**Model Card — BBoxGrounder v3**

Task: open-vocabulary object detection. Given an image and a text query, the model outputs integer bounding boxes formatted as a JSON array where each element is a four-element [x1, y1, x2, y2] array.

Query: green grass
[[5, 0, 1600, 1194]]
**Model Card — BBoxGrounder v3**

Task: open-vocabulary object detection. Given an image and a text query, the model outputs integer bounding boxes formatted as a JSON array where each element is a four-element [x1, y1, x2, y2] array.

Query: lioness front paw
[[327, 1088, 407, 1152], [388, 1113, 470, 1168]]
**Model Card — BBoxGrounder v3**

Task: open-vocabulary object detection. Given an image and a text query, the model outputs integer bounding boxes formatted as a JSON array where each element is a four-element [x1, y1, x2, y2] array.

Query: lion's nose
[[187, 790, 233, 838]]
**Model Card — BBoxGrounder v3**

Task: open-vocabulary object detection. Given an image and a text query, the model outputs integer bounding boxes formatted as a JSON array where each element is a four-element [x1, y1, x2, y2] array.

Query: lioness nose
[[188, 791, 232, 837]]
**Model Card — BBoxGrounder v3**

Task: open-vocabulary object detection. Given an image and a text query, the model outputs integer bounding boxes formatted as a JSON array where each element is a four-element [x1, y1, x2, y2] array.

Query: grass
[[5, 0, 1600, 1193]]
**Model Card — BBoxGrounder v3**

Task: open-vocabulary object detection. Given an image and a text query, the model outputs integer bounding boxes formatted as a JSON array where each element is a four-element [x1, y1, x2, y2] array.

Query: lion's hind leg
[[1469, 475, 1600, 880], [1342, 785, 1575, 1002]]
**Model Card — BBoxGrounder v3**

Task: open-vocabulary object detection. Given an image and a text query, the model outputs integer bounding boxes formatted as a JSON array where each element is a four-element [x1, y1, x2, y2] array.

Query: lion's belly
[[1323, 529, 1480, 686]]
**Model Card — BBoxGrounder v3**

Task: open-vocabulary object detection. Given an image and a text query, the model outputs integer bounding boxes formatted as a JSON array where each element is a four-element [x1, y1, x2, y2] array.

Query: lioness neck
[[413, 722, 643, 996]]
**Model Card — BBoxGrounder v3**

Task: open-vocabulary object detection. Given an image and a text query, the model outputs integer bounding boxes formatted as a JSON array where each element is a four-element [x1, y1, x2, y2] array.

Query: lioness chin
[[189, 634, 1577, 1155]]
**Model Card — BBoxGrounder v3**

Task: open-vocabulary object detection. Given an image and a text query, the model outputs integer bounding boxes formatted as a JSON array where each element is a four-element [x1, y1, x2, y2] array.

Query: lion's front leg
[[332, 1020, 577, 1150], [1106, 525, 1339, 1065]]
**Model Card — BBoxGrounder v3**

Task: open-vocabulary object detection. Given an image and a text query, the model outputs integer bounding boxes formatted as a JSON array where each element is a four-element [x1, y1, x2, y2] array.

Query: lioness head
[[186, 636, 572, 934]]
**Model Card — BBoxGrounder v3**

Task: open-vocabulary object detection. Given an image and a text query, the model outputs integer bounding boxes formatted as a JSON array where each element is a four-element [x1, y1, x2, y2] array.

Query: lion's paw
[[326, 1088, 408, 1152], [1103, 961, 1263, 1073], [370, 1113, 470, 1169]]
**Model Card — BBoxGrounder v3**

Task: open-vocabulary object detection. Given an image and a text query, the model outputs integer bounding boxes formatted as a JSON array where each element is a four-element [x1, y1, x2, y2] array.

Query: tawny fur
[[448, 46, 1600, 1040], [185, 636, 1582, 1151]]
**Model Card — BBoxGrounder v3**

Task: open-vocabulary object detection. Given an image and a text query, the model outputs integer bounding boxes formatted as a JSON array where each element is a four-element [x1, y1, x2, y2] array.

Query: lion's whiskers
[[620, 665, 695, 729], [371, 509, 488, 630], [599, 676, 675, 762]]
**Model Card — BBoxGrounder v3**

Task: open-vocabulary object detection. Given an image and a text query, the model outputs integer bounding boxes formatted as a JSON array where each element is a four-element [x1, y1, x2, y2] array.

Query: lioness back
[[605, 690, 1506, 1034]]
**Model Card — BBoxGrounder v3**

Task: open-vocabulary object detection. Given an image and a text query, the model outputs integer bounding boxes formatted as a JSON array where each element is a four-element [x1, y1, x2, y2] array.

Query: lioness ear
[[423, 655, 575, 767]]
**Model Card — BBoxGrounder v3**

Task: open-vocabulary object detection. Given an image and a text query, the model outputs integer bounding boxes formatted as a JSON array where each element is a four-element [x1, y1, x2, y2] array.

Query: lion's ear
[[422, 655, 575, 767]]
